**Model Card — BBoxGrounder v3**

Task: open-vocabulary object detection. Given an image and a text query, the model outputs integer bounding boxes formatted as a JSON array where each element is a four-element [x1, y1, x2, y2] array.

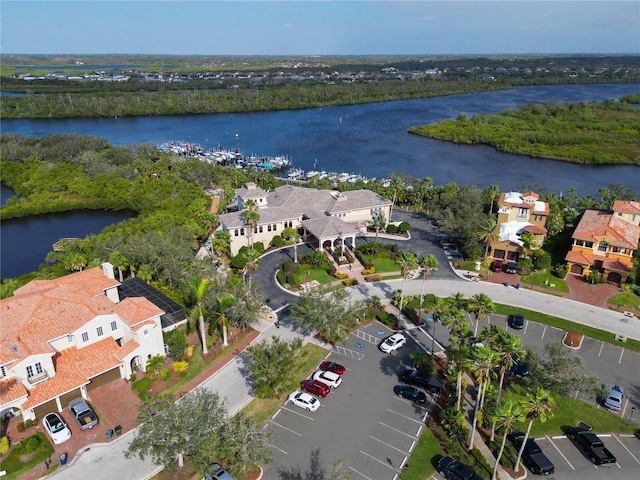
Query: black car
[[400, 369, 444, 394], [508, 314, 525, 329], [505, 262, 518, 274], [393, 385, 427, 404], [437, 457, 483, 480], [508, 432, 555, 475], [508, 358, 530, 377]]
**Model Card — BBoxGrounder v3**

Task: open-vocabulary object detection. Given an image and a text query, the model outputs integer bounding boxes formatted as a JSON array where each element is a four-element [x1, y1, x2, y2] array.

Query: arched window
[[598, 240, 608, 252]]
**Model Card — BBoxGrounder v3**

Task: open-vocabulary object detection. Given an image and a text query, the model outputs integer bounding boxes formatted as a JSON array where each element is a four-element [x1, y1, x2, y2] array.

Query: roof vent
[[9, 341, 18, 354]]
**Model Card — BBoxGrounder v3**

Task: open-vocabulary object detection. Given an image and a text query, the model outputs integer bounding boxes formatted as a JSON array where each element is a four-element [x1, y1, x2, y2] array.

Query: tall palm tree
[[368, 210, 387, 240], [188, 277, 210, 355], [215, 293, 234, 347], [514, 389, 555, 473], [491, 400, 524, 480], [282, 227, 300, 263], [241, 247, 261, 288], [417, 255, 439, 323], [243, 198, 260, 247], [477, 217, 500, 260], [468, 292, 496, 337], [486, 184, 500, 215], [388, 176, 404, 220], [396, 252, 418, 324], [468, 345, 500, 451]]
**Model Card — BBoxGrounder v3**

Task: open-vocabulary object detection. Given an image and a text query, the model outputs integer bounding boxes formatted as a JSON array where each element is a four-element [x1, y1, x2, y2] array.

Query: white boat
[[306, 170, 320, 179], [288, 168, 305, 180]]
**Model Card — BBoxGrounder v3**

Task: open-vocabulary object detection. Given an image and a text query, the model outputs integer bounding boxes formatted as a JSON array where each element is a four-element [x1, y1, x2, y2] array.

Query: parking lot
[[525, 432, 640, 480], [262, 322, 437, 480]]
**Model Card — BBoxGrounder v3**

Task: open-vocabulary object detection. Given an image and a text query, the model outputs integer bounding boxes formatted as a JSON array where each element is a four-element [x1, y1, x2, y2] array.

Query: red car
[[319, 361, 346, 375], [300, 379, 331, 398]]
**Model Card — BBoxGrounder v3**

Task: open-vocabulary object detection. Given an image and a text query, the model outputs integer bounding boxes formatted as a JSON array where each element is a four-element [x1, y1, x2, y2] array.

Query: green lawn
[[502, 384, 637, 436], [404, 427, 444, 480], [300, 268, 336, 285], [521, 270, 569, 293], [372, 257, 401, 273], [493, 303, 640, 353], [0, 432, 56, 480], [607, 288, 640, 310]]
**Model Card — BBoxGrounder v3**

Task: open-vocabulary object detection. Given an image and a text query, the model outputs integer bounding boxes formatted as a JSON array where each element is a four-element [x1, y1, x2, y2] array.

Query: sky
[[1, 0, 638, 56]]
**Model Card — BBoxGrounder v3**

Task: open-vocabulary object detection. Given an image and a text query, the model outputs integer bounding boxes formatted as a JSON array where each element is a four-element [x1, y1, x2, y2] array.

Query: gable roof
[[498, 191, 549, 215], [572, 209, 640, 249], [612, 200, 640, 215]]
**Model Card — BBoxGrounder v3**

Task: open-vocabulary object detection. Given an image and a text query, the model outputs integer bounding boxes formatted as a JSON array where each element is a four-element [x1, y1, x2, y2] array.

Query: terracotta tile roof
[[113, 297, 164, 328], [22, 372, 88, 410], [613, 200, 640, 215], [13, 267, 119, 298], [565, 250, 632, 272], [572, 209, 640, 249], [54, 337, 122, 379], [523, 224, 548, 235], [0, 377, 28, 406], [1, 286, 116, 360], [114, 339, 141, 360]]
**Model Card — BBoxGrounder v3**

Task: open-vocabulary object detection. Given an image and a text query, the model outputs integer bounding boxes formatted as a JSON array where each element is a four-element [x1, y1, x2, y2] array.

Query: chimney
[[102, 262, 115, 279]]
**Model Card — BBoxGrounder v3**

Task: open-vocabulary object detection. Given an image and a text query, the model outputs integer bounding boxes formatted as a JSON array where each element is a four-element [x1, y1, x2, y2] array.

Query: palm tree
[[426, 294, 448, 355], [241, 247, 261, 288], [468, 293, 496, 337], [486, 184, 500, 215], [137, 264, 153, 283], [491, 400, 524, 480], [514, 389, 555, 473], [211, 231, 231, 258], [396, 252, 418, 324], [214, 293, 234, 347], [109, 251, 129, 282], [282, 227, 300, 263], [417, 255, 439, 323], [388, 176, 404, 220], [468, 345, 500, 451], [368, 210, 387, 240], [188, 277, 210, 355], [477, 217, 500, 260], [243, 198, 260, 247]]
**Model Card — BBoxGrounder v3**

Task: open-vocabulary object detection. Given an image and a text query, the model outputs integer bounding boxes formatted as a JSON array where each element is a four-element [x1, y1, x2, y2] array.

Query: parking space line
[[541, 324, 547, 340], [416, 425, 423, 437], [379, 421, 418, 440], [267, 420, 303, 437], [523, 320, 529, 335], [359, 450, 396, 469], [349, 466, 374, 480], [546, 435, 575, 470], [405, 330, 429, 354], [611, 433, 640, 464], [280, 405, 316, 420], [619, 348, 624, 364], [598, 341, 604, 357], [370, 435, 409, 455], [386, 408, 426, 424], [391, 396, 430, 411], [269, 443, 288, 455]]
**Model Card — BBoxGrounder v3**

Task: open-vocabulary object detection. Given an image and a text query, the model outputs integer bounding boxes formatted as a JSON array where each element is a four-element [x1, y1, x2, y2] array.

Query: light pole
[[628, 406, 636, 426]]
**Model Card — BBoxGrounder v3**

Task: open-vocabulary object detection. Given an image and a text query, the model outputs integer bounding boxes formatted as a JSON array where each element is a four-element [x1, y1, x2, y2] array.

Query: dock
[[52, 238, 80, 252]]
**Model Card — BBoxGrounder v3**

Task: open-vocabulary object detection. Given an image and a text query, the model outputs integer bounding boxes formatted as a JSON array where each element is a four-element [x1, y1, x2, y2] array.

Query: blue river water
[[3, 83, 639, 196], [1, 83, 639, 279]]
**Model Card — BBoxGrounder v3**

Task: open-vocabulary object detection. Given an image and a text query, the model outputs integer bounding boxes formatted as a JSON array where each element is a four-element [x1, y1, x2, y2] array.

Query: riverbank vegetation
[[409, 96, 640, 166]]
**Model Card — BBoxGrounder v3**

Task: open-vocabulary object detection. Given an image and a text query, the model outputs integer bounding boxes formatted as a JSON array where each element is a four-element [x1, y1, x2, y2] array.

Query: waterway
[[3, 83, 639, 196], [1, 184, 134, 279]]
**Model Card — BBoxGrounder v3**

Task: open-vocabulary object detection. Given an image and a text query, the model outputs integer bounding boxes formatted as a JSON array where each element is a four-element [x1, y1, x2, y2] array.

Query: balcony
[[27, 370, 49, 385]]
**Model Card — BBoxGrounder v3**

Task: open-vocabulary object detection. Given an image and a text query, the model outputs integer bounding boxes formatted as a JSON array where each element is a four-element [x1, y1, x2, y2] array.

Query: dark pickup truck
[[567, 427, 616, 466], [400, 369, 444, 394], [69, 397, 98, 430], [508, 432, 554, 475]]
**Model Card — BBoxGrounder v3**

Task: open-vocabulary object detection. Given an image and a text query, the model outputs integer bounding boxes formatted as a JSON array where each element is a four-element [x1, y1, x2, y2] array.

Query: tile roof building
[[490, 191, 549, 262], [565, 200, 640, 284], [0, 264, 165, 421], [218, 183, 393, 255]]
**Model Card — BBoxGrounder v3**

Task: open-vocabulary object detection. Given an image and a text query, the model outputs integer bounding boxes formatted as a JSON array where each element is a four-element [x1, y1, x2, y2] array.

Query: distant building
[[490, 191, 549, 262], [565, 200, 640, 284], [0, 264, 165, 421], [217, 183, 393, 255]]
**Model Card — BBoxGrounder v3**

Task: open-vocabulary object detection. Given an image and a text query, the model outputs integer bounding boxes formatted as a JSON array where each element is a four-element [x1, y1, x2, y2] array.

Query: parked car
[[300, 379, 331, 398], [603, 384, 624, 411], [393, 385, 427, 404], [507, 356, 530, 377], [203, 463, 235, 480], [505, 262, 518, 274], [492, 259, 504, 272], [68, 397, 98, 430], [319, 361, 345, 375], [288, 390, 320, 412], [567, 426, 616, 465], [43, 412, 71, 445], [508, 432, 555, 475], [312, 370, 342, 389], [507, 314, 525, 330], [400, 369, 444, 394], [379, 333, 406, 353], [437, 456, 483, 480]]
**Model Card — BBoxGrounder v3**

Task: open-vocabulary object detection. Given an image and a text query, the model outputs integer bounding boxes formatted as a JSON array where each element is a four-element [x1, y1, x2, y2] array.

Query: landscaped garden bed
[[562, 330, 584, 349]]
